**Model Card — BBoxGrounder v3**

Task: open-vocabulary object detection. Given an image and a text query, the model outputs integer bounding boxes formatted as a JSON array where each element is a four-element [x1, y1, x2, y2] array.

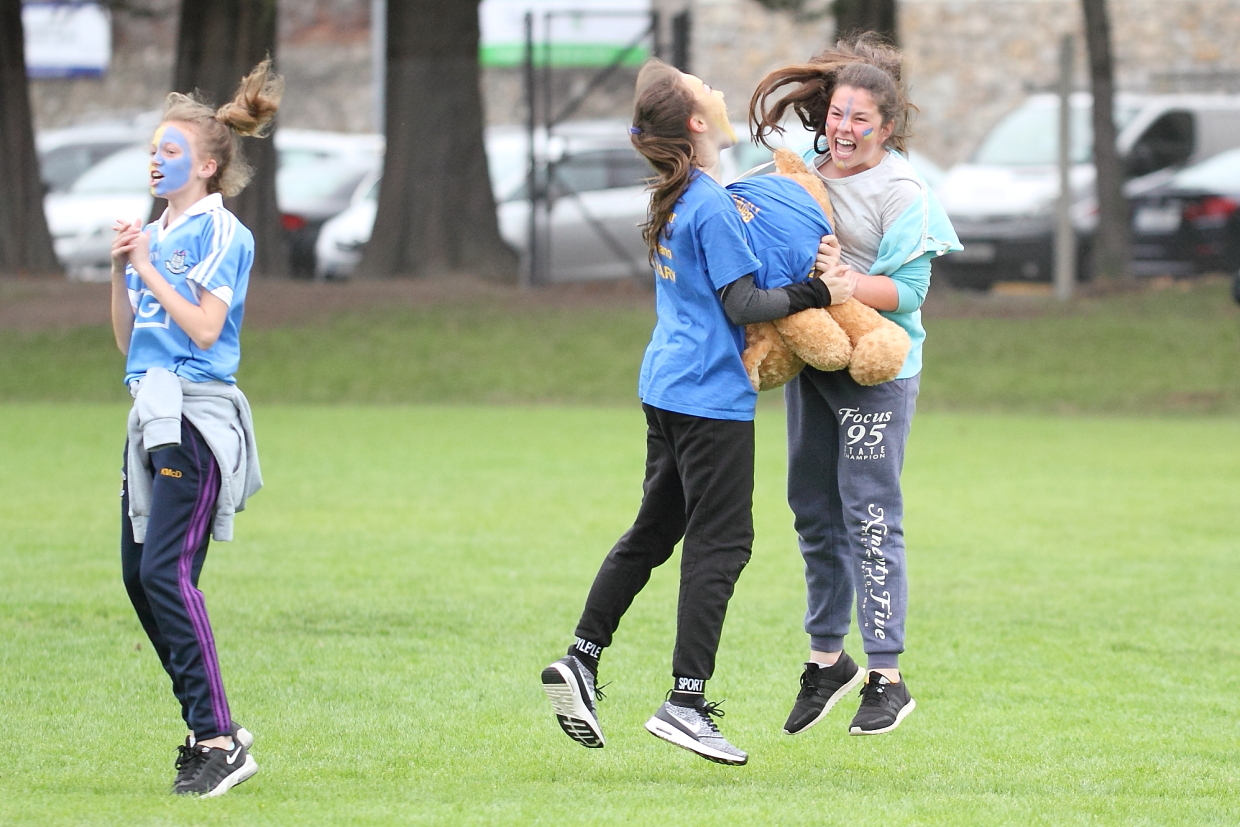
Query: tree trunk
[[0, 0, 60, 277], [833, 0, 898, 45], [358, 0, 517, 281], [1081, 0, 1129, 282], [166, 0, 287, 277]]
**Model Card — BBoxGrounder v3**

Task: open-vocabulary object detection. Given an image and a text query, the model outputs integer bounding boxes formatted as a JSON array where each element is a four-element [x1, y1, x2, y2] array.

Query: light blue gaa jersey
[[725, 175, 833, 291], [124, 193, 254, 385], [638, 172, 762, 421]]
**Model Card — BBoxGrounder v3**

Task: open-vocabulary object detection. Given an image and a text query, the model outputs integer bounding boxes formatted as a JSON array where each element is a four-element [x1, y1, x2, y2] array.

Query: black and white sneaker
[[172, 741, 258, 797], [644, 700, 747, 766], [849, 672, 916, 735], [541, 655, 605, 748], [783, 653, 864, 734]]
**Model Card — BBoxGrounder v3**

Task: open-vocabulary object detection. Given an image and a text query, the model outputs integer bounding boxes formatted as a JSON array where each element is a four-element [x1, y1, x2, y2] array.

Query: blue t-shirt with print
[[638, 173, 762, 421], [124, 193, 254, 385], [725, 175, 833, 291]]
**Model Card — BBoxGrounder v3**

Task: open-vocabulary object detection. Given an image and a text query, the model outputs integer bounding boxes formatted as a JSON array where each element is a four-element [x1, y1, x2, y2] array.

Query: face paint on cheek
[[150, 125, 194, 197], [861, 128, 875, 141]]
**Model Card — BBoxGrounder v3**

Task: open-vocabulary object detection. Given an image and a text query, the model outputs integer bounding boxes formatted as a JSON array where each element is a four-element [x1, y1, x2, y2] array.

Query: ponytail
[[630, 59, 699, 262], [160, 58, 285, 197]]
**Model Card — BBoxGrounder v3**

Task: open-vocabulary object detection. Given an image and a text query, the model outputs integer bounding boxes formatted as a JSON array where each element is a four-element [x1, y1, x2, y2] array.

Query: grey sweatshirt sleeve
[[718, 274, 832, 325]]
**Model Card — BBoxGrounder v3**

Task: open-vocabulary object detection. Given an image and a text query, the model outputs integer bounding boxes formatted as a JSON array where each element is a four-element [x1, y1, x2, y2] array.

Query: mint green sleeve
[[869, 187, 963, 277], [890, 252, 934, 313]]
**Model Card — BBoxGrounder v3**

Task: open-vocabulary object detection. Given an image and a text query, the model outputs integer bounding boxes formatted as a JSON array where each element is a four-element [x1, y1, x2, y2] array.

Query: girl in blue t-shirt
[[109, 60, 281, 798], [541, 59, 850, 766]]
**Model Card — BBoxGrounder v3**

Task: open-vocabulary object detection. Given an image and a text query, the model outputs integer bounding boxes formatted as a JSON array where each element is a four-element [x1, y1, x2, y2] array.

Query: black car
[[1129, 147, 1240, 277]]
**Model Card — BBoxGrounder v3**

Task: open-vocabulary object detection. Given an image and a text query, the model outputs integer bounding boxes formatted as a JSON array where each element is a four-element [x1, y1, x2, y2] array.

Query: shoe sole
[[644, 716, 747, 766], [849, 698, 917, 736], [783, 666, 865, 735], [199, 755, 258, 798], [541, 662, 605, 748]]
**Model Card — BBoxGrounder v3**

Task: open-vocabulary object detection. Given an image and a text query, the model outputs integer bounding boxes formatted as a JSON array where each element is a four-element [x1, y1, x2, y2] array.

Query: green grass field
[[3, 278, 1239, 412], [2, 404, 1238, 826]]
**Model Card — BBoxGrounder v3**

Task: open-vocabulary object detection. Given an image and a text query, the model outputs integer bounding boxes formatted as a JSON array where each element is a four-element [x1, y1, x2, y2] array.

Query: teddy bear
[[738, 148, 911, 391]]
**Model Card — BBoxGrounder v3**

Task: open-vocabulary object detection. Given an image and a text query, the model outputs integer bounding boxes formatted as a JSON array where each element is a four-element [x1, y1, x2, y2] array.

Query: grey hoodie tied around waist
[[125, 366, 263, 543]]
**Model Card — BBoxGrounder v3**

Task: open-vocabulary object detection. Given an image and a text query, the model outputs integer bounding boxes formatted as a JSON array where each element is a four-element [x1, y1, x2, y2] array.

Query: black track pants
[[574, 404, 754, 681], [121, 419, 232, 740]]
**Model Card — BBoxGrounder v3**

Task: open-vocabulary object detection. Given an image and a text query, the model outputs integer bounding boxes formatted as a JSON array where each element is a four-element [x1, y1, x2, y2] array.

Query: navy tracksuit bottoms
[[785, 367, 920, 670], [121, 419, 233, 740], [574, 404, 754, 683]]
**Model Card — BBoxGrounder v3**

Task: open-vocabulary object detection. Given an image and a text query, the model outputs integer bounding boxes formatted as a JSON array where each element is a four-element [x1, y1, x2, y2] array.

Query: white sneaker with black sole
[[644, 700, 747, 766], [541, 655, 605, 748]]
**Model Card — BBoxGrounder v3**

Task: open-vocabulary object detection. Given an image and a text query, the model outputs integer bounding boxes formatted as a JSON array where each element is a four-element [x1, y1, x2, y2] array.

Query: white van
[[935, 93, 1240, 288]]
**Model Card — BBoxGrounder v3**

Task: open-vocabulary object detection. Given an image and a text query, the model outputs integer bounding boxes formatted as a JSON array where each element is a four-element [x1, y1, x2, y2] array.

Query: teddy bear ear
[[772, 147, 810, 175]]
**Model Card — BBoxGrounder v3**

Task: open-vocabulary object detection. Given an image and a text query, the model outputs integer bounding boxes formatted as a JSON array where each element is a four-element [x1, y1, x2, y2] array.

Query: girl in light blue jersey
[[541, 60, 849, 767], [750, 34, 961, 738], [109, 60, 281, 798]]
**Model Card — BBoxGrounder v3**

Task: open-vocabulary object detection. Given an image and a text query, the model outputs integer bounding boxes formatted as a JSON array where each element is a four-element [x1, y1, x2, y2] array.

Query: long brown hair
[[749, 33, 915, 155], [630, 59, 699, 261], [161, 58, 284, 197]]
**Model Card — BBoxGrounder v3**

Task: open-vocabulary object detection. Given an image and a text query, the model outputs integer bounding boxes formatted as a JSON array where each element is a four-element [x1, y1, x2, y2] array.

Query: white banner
[[480, 0, 653, 67], [23, 2, 111, 79]]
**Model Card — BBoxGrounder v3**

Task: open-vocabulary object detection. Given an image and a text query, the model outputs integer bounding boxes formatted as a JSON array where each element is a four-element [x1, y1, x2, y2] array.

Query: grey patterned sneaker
[[849, 672, 916, 735], [783, 654, 864, 734], [644, 700, 747, 766], [541, 655, 605, 748]]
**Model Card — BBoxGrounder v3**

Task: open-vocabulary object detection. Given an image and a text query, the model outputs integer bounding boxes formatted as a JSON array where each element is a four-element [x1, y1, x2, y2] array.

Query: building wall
[[27, 0, 1240, 168]]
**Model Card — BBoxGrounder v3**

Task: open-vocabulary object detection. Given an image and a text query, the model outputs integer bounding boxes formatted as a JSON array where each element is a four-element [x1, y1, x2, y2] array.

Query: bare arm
[[850, 273, 900, 311], [116, 228, 230, 350], [110, 220, 140, 355]]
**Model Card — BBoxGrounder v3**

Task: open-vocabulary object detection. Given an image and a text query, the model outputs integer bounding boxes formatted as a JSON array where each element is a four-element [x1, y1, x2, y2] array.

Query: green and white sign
[[480, 0, 653, 68]]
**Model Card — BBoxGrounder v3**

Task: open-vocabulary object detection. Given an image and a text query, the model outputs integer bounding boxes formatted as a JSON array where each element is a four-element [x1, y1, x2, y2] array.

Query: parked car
[[1128, 146, 1240, 277], [278, 155, 380, 276], [316, 122, 946, 281], [935, 93, 1240, 289], [318, 122, 653, 282], [45, 145, 151, 278], [43, 129, 382, 280], [36, 110, 159, 193]]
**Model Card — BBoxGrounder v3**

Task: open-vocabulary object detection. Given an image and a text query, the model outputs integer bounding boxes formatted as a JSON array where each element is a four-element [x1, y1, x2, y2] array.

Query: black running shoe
[[541, 655, 605, 748], [172, 741, 258, 797], [783, 653, 864, 734], [849, 672, 916, 735], [644, 700, 747, 766]]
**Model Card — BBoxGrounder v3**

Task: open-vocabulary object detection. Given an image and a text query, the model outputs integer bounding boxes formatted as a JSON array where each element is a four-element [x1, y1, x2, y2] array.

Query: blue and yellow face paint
[[149, 124, 194, 198], [861, 127, 875, 141]]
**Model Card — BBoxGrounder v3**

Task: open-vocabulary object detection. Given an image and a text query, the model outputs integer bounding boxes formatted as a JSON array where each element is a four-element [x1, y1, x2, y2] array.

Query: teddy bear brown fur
[[740, 148, 911, 390]]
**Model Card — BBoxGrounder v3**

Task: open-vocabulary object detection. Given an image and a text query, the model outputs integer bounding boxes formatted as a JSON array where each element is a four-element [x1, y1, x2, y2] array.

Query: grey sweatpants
[[785, 368, 919, 670]]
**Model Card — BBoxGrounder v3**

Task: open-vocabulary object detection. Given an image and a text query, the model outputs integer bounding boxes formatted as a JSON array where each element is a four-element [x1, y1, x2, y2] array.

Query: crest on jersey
[[165, 249, 190, 275]]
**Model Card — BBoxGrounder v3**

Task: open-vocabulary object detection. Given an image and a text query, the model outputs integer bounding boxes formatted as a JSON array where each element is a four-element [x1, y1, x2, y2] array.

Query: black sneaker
[[172, 741, 258, 797], [541, 655, 605, 748], [783, 654, 864, 734], [849, 672, 916, 735], [644, 700, 748, 766]]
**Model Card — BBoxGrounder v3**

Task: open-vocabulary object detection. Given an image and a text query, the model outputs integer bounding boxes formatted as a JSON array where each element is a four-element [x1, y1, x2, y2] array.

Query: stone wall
[[27, 0, 1240, 168]]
